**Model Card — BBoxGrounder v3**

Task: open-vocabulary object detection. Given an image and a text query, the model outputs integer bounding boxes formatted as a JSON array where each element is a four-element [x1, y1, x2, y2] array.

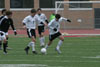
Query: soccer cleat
[[55, 48, 62, 54], [3, 51, 8, 55], [32, 51, 38, 54]]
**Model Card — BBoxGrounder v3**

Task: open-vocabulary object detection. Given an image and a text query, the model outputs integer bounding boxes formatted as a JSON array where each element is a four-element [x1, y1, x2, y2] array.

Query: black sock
[[25, 46, 30, 50], [3, 43, 7, 52], [0, 41, 2, 48], [6, 37, 8, 47]]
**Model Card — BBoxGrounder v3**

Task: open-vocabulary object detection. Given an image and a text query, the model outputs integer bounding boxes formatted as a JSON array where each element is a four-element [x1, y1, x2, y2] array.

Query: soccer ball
[[41, 48, 46, 54]]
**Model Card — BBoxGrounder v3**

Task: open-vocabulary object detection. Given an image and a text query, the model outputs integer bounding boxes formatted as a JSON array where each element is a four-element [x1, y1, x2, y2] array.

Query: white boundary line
[[0, 60, 100, 62], [0, 64, 47, 67], [62, 34, 100, 36]]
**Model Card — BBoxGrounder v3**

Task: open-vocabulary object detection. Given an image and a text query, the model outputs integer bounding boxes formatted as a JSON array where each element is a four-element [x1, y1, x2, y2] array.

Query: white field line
[[0, 60, 100, 62], [0, 64, 47, 67], [82, 55, 100, 59], [62, 33, 100, 36]]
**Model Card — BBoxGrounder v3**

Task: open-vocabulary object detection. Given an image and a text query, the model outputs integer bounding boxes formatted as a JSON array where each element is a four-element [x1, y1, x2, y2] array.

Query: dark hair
[[1, 9, 7, 14], [55, 14, 61, 19], [31, 9, 36, 13], [6, 11, 12, 15], [37, 8, 42, 11]]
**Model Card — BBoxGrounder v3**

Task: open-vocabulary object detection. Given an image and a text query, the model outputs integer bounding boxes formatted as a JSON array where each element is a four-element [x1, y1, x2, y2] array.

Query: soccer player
[[0, 9, 7, 50], [45, 14, 71, 54], [35, 8, 48, 47], [23, 9, 38, 54], [0, 11, 17, 54]]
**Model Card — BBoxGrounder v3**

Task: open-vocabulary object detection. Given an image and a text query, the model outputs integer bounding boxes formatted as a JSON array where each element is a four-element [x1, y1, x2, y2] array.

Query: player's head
[[31, 8, 36, 16], [55, 14, 61, 20], [1, 9, 7, 15], [37, 8, 42, 14], [6, 11, 12, 18]]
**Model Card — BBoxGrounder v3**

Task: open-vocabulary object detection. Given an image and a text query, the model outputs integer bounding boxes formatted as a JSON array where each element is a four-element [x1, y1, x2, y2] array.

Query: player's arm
[[10, 18, 17, 35], [48, 20, 57, 31], [61, 17, 71, 23], [22, 17, 28, 29], [43, 14, 49, 25]]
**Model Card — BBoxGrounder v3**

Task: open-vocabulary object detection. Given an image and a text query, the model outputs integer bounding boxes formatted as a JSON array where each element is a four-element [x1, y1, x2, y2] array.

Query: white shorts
[[0, 31, 6, 41]]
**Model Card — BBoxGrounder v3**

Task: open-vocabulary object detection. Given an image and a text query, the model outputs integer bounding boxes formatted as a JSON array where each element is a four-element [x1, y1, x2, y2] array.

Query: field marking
[[0, 60, 100, 63], [0, 64, 47, 67], [82, 55, 100, 59]]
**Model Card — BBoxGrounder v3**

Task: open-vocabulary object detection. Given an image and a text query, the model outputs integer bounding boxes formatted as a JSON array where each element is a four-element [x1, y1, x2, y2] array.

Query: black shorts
[[27, 29, 36, 38], [38, 26, 45, 35], [49, 32, 62, 41]]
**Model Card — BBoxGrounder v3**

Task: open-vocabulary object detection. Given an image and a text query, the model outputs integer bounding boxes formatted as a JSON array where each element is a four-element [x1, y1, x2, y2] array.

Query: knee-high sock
[[45, 44, 49, 49], [39, 37, 43, 45], [3, 43, 7, 52], [6, 37, 8, 47], [31, 42, 35, 51], [56, 40, 63, 49], [0, 41, 2, 48], [41, 37, 45, 45]]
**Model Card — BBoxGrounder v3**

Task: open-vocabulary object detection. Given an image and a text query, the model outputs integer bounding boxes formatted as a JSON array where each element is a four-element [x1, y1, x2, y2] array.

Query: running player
[[35, 8, 48, 47], [45, 14, 71, 54], [0, 11, 17, 54], [23, 9, 38, 55]]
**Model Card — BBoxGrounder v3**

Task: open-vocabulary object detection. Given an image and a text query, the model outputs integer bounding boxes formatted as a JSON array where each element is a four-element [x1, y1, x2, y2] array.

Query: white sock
[[31, 42, 35, 51], [56, 40, 63, 50], [45, 44, 49, 49], [41, 37, 45, 45], [39, 37, 42, 46], [42, 37, 45, 44]]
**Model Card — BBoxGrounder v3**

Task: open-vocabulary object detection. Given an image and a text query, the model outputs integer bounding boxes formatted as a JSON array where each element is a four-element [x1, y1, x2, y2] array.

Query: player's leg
[[3, 38, 7, 54], [40, 32, 45, 47], [31, 36, 37, 54], [1, 33, 8, 54], [5, 33, 12, 50], [45, 34, 54, 49], [56, 35, 64, 54], [0, 35, 2, 50], [38, 26, 45, 47], [24, 29, 37, 54], [0, 41, 2, 50]]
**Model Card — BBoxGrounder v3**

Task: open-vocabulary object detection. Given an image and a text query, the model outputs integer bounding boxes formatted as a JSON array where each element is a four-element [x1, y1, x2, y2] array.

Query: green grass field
[[0, 36, 100, 67]]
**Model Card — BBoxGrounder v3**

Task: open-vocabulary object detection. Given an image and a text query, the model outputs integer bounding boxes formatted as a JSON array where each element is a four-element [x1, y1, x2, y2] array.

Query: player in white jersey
[[22, 9, 38, 54], [35, 8, 48, 47], [45, 14, 71, 54]]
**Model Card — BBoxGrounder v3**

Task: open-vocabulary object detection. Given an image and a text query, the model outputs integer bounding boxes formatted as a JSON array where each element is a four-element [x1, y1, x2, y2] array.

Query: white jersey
[[35, 13, 47, 26], [48, 17, 68, 35], [22, 15, 37, 29]]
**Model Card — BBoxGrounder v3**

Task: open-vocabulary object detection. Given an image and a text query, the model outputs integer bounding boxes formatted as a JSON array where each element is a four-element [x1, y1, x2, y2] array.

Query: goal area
[[55, 1, 100, 36]]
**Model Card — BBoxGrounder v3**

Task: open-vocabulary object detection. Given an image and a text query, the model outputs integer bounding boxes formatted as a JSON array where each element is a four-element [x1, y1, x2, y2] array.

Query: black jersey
[[0, 16, 16, 32], [0, 15, 5, 20]]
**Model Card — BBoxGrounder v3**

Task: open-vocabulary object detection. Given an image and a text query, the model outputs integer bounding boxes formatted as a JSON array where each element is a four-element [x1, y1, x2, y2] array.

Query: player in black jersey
[[0, 11, 17, 54], [0, 9, 7, 50]]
